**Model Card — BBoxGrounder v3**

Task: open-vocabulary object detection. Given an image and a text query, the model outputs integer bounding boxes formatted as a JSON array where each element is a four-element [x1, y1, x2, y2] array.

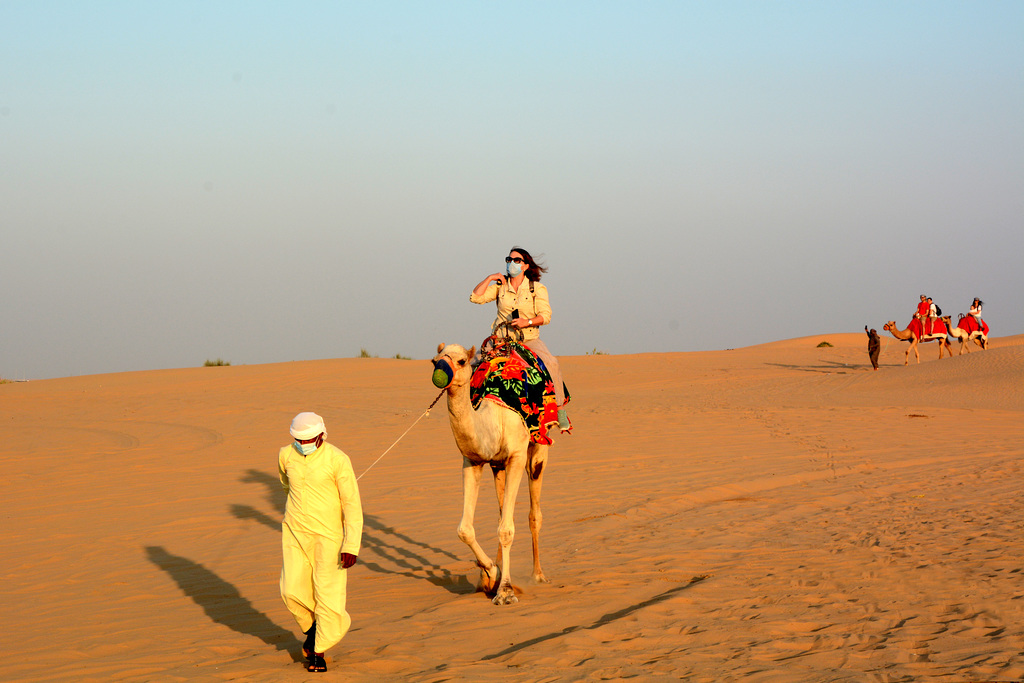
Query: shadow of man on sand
[[241, 468, 287, 514], [145, 545, 302, 662], [231, 469, 286, 533]]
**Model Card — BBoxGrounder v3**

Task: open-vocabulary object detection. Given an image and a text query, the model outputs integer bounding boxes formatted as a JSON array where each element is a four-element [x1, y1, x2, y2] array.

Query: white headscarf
[[290, 412, 327, 440]]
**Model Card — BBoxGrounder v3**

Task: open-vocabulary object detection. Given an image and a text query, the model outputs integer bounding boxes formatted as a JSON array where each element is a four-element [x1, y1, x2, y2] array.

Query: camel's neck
[[446, 381, 483, 447], [888, 325, 914, 341]]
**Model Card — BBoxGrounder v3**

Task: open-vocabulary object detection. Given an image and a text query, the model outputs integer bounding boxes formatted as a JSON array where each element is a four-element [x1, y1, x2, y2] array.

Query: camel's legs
[[493, 452, 526, 605], [457, 458, 498, 591], [527, 445, 549, 584], [491, 463, 507, 570]]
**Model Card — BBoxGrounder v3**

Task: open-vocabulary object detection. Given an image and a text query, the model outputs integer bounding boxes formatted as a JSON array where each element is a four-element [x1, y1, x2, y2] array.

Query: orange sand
[[3, 332, 1023, 681]]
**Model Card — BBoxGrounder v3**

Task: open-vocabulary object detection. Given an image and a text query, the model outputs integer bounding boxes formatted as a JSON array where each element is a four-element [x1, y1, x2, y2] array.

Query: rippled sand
[[3, 332, 1023, 682]]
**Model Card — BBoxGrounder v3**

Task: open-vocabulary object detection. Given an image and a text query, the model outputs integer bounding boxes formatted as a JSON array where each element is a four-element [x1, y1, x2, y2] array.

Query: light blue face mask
[[506, 261, 523, 277], [294, 439, 319, 455]]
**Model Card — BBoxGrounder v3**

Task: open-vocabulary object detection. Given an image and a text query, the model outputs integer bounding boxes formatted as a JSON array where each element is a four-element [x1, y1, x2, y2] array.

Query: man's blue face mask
[[294, 437, 320, 455]]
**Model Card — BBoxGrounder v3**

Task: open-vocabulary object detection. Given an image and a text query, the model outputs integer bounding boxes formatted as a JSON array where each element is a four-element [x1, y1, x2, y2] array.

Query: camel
[[431, 342, 550, 605], [883, 319, 952, 365], [942, 314, 988, 354]]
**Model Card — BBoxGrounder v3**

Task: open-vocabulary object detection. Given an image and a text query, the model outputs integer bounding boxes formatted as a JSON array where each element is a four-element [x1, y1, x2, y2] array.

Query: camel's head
[[431, 343, 475, 389], [883, 321, 895, 331]]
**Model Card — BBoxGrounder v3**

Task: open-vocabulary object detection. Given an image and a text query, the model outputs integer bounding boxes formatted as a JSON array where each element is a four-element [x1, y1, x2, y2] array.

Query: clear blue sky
[[2, 2, 1022, 379]]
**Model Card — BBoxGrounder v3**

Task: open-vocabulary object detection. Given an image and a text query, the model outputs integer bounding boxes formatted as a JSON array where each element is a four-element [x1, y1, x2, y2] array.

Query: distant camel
[[883, 319, 952, 365], [942, 314, 988, 354], [431, 342, 550, 605]]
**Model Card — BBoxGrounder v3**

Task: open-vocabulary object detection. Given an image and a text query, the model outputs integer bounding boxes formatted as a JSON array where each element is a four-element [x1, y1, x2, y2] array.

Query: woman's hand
[[473, 273, 506, 297], [512, 317, 532, 329]]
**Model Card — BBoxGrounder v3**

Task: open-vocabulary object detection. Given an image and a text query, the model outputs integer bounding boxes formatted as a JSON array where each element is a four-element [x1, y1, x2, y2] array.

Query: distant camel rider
[[914, 294, 930, 337], [927, 297, 939, 336], [969, 297, 985, 333]]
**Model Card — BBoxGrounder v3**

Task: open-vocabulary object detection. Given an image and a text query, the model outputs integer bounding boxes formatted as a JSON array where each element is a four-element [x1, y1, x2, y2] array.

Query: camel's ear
[[467, 346, 475, 359], [437, 342, 445, 354]]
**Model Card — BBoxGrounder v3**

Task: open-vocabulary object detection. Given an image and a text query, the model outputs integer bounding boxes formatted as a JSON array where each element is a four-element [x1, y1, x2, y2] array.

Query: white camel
[[942, 315, 988, 354], [431, 342, 550, 605]]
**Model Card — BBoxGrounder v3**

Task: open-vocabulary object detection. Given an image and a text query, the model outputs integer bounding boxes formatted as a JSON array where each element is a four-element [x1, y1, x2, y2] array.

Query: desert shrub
[[359, 348, 377, 358], [586, 348, 608, 355], [816, 341, 833, 348], [204, 358, 231, 366]]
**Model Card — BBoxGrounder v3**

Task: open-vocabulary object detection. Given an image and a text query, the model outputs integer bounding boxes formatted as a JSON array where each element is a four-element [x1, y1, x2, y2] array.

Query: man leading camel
[[865, 326, 881, 370], [279, 412, 363, 673]]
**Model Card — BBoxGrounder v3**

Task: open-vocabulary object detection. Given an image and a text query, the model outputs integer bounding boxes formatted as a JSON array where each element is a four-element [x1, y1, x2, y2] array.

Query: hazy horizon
[[3, 2, 1022, 380]]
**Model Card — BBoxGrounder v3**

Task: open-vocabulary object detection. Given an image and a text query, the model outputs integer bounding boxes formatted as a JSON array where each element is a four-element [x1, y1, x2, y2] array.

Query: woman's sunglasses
[[505, 256, 524, 264]]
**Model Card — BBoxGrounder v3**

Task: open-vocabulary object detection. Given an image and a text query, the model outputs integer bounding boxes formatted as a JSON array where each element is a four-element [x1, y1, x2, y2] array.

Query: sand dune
[[2, 332, 1023, 681]]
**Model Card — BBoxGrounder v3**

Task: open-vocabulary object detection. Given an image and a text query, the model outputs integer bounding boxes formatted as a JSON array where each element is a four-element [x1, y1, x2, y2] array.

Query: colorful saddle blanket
[[470, 339, 570, 445]]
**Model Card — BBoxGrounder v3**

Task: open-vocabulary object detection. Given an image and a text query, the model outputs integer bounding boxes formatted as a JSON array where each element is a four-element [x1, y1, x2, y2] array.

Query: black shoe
[[302, 622, 316, 661], [307, 653, 327, 672]]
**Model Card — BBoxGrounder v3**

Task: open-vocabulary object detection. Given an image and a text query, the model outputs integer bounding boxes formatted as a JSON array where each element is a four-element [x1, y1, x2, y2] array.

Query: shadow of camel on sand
[[235, 468, 475, 596]]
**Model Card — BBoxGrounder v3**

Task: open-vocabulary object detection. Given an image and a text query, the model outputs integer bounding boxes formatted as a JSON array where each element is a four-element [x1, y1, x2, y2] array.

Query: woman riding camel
[[471, 247, 570, 431], [969, 297, 985, 332]]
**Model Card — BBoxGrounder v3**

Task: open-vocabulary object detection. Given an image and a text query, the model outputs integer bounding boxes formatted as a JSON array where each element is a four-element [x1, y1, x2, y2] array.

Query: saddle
[[470, 334, 570, 445]]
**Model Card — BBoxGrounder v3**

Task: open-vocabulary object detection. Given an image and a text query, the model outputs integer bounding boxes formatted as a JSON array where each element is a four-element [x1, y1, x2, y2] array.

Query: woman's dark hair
[[510, 246, 547, 282]]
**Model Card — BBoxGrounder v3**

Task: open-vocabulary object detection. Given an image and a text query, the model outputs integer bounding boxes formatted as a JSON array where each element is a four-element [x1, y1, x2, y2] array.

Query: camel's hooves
[[531, 573, 550, 584], [492, 590, 519, 606], [478, 566, 500, 595]]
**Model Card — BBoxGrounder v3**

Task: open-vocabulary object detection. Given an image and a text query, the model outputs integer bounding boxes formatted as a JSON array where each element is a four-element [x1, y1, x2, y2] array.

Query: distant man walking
[[279, 412, 363, 673]]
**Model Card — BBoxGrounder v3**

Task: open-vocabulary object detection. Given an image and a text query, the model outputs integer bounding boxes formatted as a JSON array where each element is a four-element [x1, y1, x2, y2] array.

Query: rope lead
[[356, 388, 446, 481]]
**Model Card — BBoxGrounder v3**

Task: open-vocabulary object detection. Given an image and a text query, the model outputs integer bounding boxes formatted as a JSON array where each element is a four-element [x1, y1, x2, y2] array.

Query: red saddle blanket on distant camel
[[958, 316, 989, 336], [908, 318, 948, 338], [470, 339, 570, 445]]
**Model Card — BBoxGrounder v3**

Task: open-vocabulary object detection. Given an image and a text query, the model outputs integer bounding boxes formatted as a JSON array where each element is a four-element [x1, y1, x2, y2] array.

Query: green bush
[[816, 341, 833, 348], [204, 358, 231, 366]]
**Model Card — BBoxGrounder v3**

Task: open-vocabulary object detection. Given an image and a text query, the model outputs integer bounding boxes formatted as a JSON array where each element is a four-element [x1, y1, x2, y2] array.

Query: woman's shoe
[[557, 408, 570, 431]]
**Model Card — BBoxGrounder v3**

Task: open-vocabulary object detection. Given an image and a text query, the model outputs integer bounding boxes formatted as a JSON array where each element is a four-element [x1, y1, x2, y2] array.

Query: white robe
[[279, 442, 363, 653]]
